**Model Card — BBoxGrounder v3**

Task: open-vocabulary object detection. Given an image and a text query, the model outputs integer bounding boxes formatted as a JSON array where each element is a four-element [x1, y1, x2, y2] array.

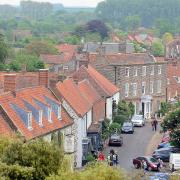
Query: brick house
[[165, 39, 180, 100], [73, 65, 120, 122], [89, 53, 167, 119]]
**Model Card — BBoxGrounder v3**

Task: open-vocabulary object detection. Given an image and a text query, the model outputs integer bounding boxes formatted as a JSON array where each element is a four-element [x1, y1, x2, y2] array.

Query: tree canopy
[[0, 34, 8, 64]]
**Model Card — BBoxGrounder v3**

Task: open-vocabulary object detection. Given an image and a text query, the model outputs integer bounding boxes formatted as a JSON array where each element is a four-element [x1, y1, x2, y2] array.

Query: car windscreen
[[123, 123, 132, 127], [111, 135, 120, 139], [148, 157, 158, 163]]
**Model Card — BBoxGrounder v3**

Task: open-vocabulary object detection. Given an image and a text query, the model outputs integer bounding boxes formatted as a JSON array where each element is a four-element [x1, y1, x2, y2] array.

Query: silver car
[[131, 115, 145, 127]]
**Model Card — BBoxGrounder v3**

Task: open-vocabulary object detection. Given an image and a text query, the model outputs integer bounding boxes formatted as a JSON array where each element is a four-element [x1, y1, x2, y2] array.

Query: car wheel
[[148, 166, 152, 171], [134, 164, 139, 169]]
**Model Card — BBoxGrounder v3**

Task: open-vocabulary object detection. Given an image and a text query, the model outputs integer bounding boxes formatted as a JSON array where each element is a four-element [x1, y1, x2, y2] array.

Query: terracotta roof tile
[[56, 79, 91, 117], [0, 86, 73, 140], [73, 65, 119, 97], [87, 65, 119, 97], [78, 80, 101, 105]]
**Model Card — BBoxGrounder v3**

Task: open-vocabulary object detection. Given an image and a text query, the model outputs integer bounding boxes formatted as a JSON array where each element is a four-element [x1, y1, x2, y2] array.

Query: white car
[[169, 153, 180, 172], [131, 115, 145, 127]]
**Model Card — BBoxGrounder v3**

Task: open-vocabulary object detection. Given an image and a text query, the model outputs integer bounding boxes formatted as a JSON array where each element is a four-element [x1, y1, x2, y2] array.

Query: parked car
[[169, 153, 180, 172], [157, 142, 172, 149], [133, 156, 159, 171], [131, 115, 145, 127], [108, 134, 123, 146], [149, 173, 169, 180], [153, 147, 180, 162], [121, 122, 134, 134]]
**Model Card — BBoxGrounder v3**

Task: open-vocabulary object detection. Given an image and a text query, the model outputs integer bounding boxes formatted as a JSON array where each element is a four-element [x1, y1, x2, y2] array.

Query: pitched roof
[[40, 54, 66, 64], [0, 113, 14, 137], [106, 53, 155, 65], [78, 79, 101, 105], [0, 86, 73, 140], [87, 65, 119, 96], [56, 79, 91, 117], [73, 65, 119, 97]]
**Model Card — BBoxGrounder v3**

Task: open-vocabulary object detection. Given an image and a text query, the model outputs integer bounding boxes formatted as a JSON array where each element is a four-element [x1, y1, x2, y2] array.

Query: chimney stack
[[4, 74, 17, 92], [39, 69, 49, 87]]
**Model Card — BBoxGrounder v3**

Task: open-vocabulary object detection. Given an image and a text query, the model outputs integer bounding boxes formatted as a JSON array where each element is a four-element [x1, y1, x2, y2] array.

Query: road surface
[[104, 122, 158, 171]]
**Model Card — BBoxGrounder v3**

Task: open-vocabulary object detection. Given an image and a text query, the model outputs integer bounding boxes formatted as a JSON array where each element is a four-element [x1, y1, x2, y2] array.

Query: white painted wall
[[113, 92, 120, 104], [106, 97, 112, 121], [87, 110, 92, 129]]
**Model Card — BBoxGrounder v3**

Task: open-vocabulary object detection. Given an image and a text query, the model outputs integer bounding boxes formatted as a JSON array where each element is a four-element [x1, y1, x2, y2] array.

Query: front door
[[142, 102, 145, 117]]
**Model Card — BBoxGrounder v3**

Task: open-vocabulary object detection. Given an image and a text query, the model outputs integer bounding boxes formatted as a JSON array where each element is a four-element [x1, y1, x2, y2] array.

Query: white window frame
[[63, 65, 69, 70], [150, 65, 154, 75], [125, 67, 130, 77], [125, 83, 129, 97], [158, 65, 162, 75], [132, 83, 137, 96], [142, 82, 146, 95], [58, 106, 62, 120], [150, 81, 154, 94], [48, 108, 52, 123], [157, 80, 162, 93], [39, 110, 43, 126], [134, 67, 138, 76], [142, 66, 146, 76], [28, 112, 33, 130]]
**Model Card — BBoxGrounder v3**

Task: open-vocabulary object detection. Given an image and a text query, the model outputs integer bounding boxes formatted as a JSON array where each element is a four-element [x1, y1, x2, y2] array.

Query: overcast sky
[[0, 0, 103, 7]]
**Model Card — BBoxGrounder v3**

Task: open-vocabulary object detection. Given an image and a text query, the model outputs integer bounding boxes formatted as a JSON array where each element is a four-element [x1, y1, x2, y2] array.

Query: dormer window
[[28, 112, 33, 130], [58, 106, 62, 120], [39, 110, 43, 126], [48, 108, 52, 123]]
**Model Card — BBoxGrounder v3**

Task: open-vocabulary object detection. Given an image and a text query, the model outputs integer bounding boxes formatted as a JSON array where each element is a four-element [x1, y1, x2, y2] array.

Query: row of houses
[[0, 66, 119, 168]]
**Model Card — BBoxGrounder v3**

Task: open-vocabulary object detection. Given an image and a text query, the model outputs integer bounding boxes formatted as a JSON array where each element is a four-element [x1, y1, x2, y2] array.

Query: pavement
[[104, 122, 163, 171]]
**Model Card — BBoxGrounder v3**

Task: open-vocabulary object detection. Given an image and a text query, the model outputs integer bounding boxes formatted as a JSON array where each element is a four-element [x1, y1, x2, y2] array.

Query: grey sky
[[0, 0, 103, 7]]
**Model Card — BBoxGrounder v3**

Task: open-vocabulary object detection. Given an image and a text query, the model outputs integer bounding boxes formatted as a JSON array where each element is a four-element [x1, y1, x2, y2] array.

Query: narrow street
[[104, 122, 159, 171]]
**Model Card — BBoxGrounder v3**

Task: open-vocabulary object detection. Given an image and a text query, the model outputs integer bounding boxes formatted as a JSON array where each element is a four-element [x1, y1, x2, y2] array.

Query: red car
[[133, 156, 159, 171]]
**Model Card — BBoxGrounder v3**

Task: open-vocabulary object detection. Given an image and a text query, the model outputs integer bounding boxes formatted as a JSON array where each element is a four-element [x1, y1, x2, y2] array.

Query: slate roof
[[56, 79, 92, 117], [0, 86, 73, 140]]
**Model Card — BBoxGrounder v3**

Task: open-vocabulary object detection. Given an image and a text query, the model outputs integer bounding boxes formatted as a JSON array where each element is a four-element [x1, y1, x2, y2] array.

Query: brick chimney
[[4, 74, 17, 92], [39, 69, 49, 87]]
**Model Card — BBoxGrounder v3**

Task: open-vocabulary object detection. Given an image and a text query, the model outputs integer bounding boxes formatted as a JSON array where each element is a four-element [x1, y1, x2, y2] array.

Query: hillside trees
[[0, 34, 8, 64]]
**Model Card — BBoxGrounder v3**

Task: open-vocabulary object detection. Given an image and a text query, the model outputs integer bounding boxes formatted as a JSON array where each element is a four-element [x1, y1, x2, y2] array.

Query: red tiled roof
[[0, 86, 73, 140], [87, 65, 119, 97], [78, 80, 101, 105], [155, 57, 165, 62], [106, 53, 155, 65], [40, 54, 66, 64], [0, 113, 14, 137], [56, 79, 91, 117], [56, 44, 77, 53]]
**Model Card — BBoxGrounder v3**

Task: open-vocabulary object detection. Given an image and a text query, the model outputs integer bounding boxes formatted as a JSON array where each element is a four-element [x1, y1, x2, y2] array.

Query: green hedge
[[0, 162, 34, 180]]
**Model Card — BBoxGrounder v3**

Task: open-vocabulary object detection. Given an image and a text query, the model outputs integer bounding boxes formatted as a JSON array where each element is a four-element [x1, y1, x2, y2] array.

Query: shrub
[[0, 162, 34, 180], [114, 115, 128, 125]]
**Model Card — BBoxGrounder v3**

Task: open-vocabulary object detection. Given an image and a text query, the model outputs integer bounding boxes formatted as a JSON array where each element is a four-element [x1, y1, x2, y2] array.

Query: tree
[[0, 34, 8, 64], [64, 35, 80, 45], [162, 32, 173, 45], [152, 41, 164, 57], [117, 100, 131, 118], [25, 40, 58, 56], [1, 139, 63, 179], [128, 102, 135, 118], [9, 52, 44, 72], [124, 15, 141, 31], [86, 20, 109, 40]]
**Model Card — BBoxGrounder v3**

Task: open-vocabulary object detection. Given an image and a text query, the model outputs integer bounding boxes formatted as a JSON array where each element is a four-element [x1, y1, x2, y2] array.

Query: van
[[169, 153, 180, 171]]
